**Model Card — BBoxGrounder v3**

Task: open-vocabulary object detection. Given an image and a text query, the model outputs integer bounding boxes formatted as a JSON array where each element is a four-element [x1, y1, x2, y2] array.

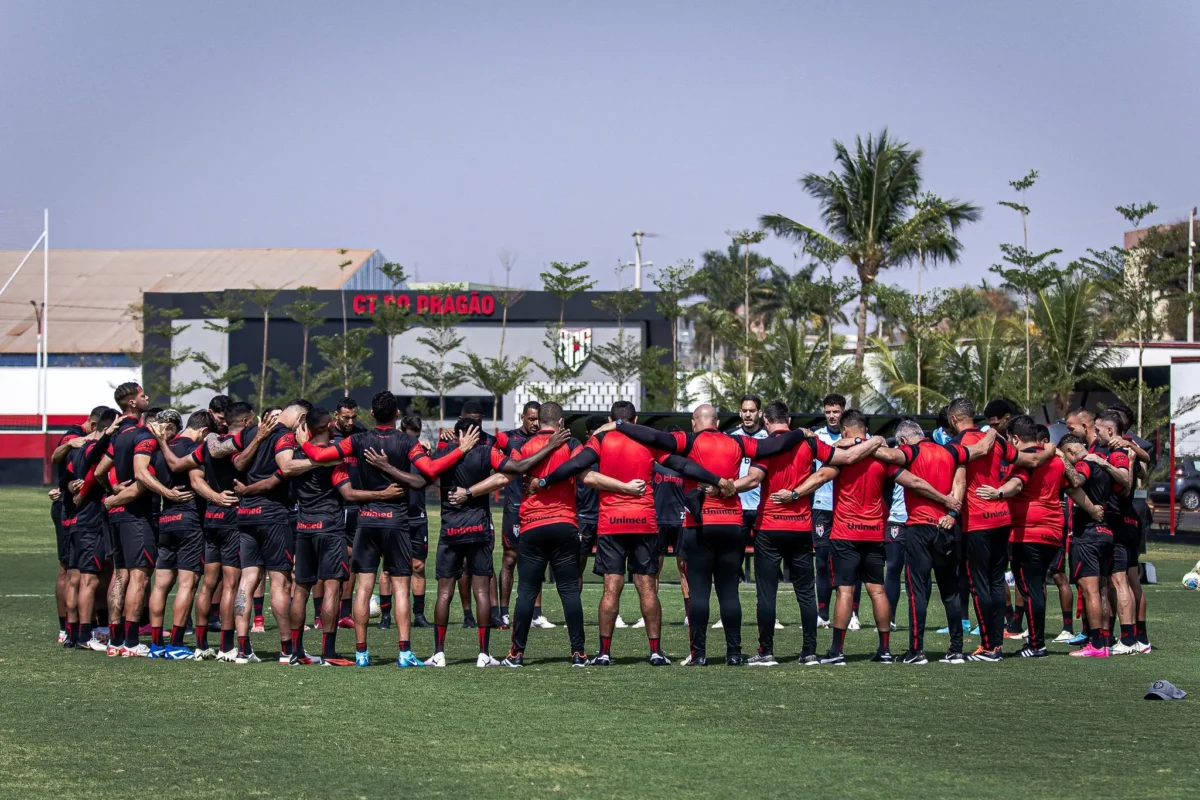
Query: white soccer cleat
[[848, 614, 861, 631], [1110, 641, 1139, 656], [774, 620, 784, 630], [476, 652, 501, 668], [425, 651, 447, 668], [613, 614, 629, 629], [679, 653, 694, 666], [1134, 641, 1153, 654], [1053, 630, 1077, 643], [215, 649, 239, 663], [531, 615, 556, 629], [84, 638, 108, 653], [192, 647, 217, 661], [817, 616, 829, 628], [58, 630, 68, 644], [632, 617, 646, 629], [122, 644, 150, 658], [501, 614, 511, 627], [712, 619, 724, 629], [890, 622, 897, 631]]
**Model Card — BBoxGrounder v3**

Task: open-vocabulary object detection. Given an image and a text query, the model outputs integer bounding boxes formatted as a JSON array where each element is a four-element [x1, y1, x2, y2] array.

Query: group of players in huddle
[[48, 381, 1152, 668]]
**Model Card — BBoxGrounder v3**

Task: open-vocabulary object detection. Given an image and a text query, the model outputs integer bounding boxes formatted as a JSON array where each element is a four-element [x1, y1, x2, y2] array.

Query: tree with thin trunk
[[727, 229, 768, 386], [242, 286, 280, 412], [397, 300, 469, 429], [650, 259, 695, 410], [282, 286, 326, 397], [462, 252, 531, 427], [760, 129, 980, 404], [591, 280, 648, 402], [533, 261, 596, 404]]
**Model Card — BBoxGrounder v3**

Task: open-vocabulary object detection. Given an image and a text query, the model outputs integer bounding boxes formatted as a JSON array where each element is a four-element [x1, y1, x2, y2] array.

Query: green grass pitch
[[1, 486, 1199, 798]]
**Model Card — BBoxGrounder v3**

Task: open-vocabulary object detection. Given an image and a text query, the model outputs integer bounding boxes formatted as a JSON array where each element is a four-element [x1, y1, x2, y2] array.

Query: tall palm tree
[[937, 312, 1024, 412], [760, 129, 980, 403], [1032, 271, 1121, 419]]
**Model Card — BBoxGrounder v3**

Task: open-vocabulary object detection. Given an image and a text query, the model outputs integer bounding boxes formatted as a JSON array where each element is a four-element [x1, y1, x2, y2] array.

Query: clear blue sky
[[1, 1, 1196, 293]]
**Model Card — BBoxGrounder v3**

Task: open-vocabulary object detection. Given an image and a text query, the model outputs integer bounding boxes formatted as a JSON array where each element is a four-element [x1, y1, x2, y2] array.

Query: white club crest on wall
[[558, 328, 594, 372]]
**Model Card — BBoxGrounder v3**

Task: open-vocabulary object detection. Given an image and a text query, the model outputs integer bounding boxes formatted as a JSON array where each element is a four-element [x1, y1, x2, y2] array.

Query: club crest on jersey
[[557, 327, 593, 372]]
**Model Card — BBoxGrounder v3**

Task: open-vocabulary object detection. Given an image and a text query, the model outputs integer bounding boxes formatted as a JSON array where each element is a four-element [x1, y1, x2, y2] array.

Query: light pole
[[1189, 206, 1196, 342]]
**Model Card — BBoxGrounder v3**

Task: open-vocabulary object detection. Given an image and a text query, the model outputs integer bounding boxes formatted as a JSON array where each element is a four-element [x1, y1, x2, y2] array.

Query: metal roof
[[0, 248, 378, 354]]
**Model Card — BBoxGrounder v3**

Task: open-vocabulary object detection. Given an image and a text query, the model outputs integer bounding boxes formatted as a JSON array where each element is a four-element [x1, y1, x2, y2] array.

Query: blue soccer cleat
[[396, 650, 424, 668], [1066, 632, 1088, 646], [935, 625, 950, 634], [163, 645, 193, 661], [969, 625, 980, 636], [356, 650, 370, 668], [148, 643, 169, 659]]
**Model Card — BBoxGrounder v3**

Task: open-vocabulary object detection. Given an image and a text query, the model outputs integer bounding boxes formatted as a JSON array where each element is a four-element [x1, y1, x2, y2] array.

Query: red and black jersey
[[238, 423, 295, 523], [750, 435, 834, 532], [54, 424, 86, 484], [1087, 441, 1131, 523], [107, 417, 156, 521], [652, 461, 686, 528], [158, 436, 203, 533], [517, 430, 583, 533], [887, 439, 969, 526], [831, 454, 888, 541], [495, 428, 534, 514], [585, 430, 671, 534], [194, 434, 241, 529], [1072, 459, 1113, 536], [65, 441, 109, 529], [292, 445, 351, 533], [952, 428, 1019, 532], [436, 441, 507, 542], [333, 422, 368, 497], [659, 429, 770, 528], [1009, 447, 1067, 545]]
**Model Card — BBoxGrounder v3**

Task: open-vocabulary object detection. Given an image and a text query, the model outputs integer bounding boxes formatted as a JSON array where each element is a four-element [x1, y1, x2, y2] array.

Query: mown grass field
[[1, 485, 1199, 798]]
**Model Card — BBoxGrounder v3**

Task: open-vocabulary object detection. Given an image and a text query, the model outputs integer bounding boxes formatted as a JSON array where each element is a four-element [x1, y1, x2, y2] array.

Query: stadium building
[[0, 248, 672, 482]]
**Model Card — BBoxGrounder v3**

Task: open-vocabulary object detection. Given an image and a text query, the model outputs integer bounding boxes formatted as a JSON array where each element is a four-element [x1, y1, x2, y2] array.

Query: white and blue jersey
[[730, 424, 769, 512], [887, 482, 908, 524], [813, 425, 841, 511]]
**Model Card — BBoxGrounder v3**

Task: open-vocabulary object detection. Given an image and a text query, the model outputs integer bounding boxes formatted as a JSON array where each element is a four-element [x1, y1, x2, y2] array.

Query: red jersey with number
[[831, 454, 887, 542], [953, 428, 1019, 532], [587, 430, 670, 534], [889, 440, 970, 526], [517, 430, 583, 532], [1008, 449, 1066, 545], [750, 436, 834, 532]]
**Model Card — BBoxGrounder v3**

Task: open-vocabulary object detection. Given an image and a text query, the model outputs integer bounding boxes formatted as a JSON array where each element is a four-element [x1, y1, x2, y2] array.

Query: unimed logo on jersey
[[607, 515, 650, 526], [360, 509, 395, 519], [558, 328, 593, 372]]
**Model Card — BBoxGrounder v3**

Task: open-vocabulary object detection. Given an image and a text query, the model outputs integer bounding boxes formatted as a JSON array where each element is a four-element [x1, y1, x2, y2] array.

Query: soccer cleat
[[215, 648, 239, 663], [900, 650, 928, 665], [571, 653, 588, 668], [935, 625, 951, 634], [289, 652, 322, 666], [680, 653, 707, 666], [613, 614, 629, 629], [798, 653, 820, 666], [396, 650, 425, 668], [164, 646, 193, 661], [726, 653, 746, 666], [123, 644, 151, 658], [85, 638, 109, 653], [889, 622, 897, 631], [337, 616, 354, 629], [411, 613, 433, 628], [940, 651, 966, 665], [969, 625, 981, 636], [649, 651, 671, 667], [587, 653, 612, 666], [632, 617, 646, 629], [1134, 641, 1153, 654], [486, 610, 501, 629], [1004, 629, 1028, 640], [870, 650, 894, 664], [192, 647, 217, 661], [683, 615, 689, 626], [711, 619, 724, 629], [322, 656, 355, 667], [148, 643, 169, 659], [967, 646, 1002, 662], [278, 654, 292, 665], [1053, 630, 1077, 643], [233, 651, 262, 664], [355, 650, 371, 668], [1110, 641, 1139, 656], [62, 639, 77, 650], [531, 615, 556, 629], [1065, 632, 1089, 646], [378, 614, 392, 630], [1069, 643, 1110, 658], [501, 614, 511, 627], [424, 652, 447, 668], [501, 652, 524, 668], [848, 614, 861, 631], [747, 652, 778, 667], [818, 651, 846, 666], [774, 620, 785, 630], [476, 652, 502, 668], [251, 616, 266, 634], [816, 616, 829, 628], [58, 630, 68, 644], [462, 612, 477, 629], [1016, 646, 1048, 658], [138, 624, 152, 637]]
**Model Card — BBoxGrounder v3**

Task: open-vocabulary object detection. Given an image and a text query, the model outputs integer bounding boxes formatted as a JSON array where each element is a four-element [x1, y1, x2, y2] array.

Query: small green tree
[[591, 282, 647, 402], [533, 261, 596, 404], [278, 286, 327, 397], [313, 328, 373, 401], [241, 286, 280, 412], [650, 260, 696, 410], [125, 303, 202, 406], [396, 308, 469, 428], [729, 229, 769, 384], [461, 252, 533, 427], [867, 284, 950, 414], [372, 262, 419, 382]]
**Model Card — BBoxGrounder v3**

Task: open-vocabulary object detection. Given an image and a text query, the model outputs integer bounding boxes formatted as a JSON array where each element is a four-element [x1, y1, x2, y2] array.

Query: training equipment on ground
[[1182, 570, 1200, 590], [369, 595, 381, 618]]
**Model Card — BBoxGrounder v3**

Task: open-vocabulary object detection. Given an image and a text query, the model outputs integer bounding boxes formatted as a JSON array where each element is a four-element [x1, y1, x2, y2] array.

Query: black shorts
[[352, 525, 412, 576], [1112, 537, 1140, 574], [578, 521, 598, 559], [502, 509, 521, 549], [117, 517, 158, 570], [1049, 542, 1068, 574], [345, 506, 359, 541], [657, 525, 681, 557], [594, 533, 658, 576], [811, 509, 833, 548], [295, 532, 349, 585], [409, 520, 429, 562], [157, 525, 204, 574], [1070, 534, 1114, 580], [70, 523, 107, 574], [886, 522, 906, 545], [831, 538, 886, 586], [52, 501, 70, 564], [204, 526, 241, 569], [239, 522, 295, 572], [435, 537, 494, 579]]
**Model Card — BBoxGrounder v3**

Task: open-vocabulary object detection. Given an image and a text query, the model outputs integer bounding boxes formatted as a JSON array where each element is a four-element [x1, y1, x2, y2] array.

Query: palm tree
[[937, 312, 1024, 412], [760, 129, 980, 402], [1032, 271, 1121, 419]]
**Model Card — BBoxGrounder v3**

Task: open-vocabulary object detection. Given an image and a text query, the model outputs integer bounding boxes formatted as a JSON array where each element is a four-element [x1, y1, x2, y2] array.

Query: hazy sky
[[2, 1, 1197, 294]]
